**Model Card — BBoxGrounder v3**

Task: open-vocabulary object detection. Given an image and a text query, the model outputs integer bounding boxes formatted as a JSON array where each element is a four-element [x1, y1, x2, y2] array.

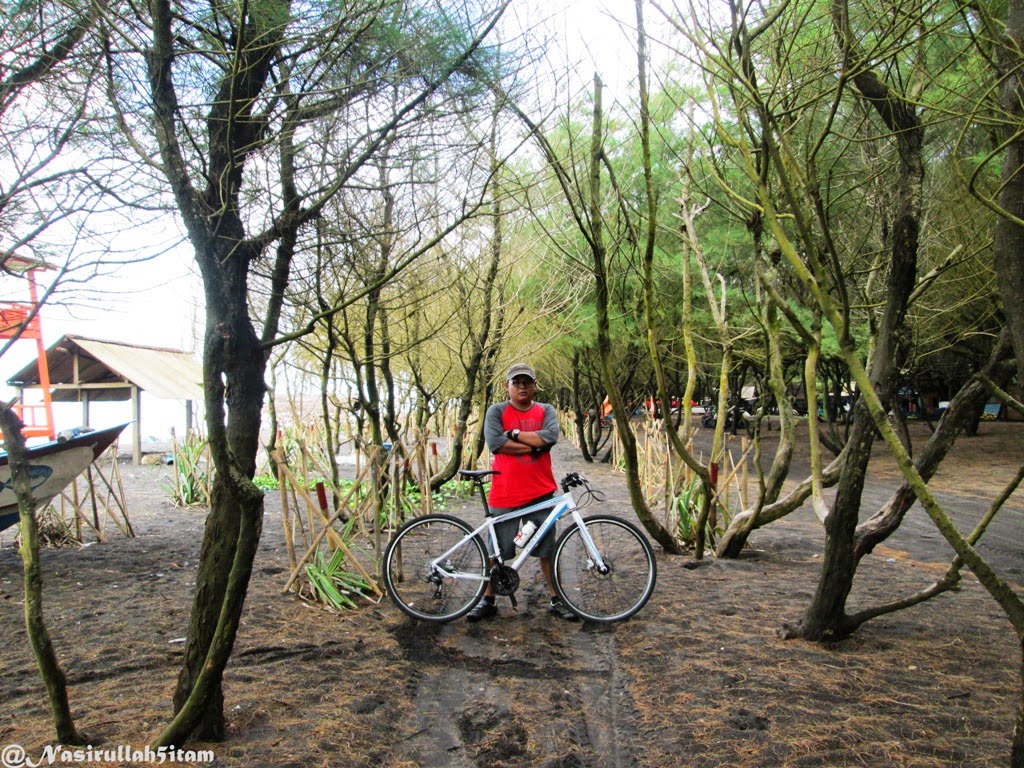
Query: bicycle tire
[[552, 515, 657, 623], [383, 514, 488, 622]]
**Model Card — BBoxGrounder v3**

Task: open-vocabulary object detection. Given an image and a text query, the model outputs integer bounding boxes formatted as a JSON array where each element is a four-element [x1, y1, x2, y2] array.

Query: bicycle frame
[[428, 490, 607, 583]]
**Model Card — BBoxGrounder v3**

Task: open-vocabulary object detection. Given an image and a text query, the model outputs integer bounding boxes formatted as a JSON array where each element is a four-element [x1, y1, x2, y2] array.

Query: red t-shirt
[[488, 402, 557, 508]]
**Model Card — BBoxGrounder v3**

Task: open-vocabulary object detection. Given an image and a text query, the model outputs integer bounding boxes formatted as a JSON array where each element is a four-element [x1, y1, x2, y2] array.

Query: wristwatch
[[510, 428, 521, 442]]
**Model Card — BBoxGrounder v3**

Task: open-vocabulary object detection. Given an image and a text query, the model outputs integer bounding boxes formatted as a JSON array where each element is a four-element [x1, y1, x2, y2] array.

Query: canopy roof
[[7, 334, 203, 402], [0, 250, 57, 274]]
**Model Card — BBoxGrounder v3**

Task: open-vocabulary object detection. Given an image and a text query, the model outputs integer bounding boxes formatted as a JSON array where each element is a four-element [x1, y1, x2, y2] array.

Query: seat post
[[475, 480, 492, 517]]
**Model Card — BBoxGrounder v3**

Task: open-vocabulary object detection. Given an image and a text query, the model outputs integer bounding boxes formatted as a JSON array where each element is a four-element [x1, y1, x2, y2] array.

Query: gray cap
[[506, 363, 537, 381]]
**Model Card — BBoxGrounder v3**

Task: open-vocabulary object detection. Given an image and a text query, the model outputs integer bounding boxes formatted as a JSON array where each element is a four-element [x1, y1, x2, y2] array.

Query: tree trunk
[[150, 0, 281, 730], [570, 352, 594, 463], [168, 264, 267, 742], [144, 0, 510, 743], [800, 245, 917, 637], [0, 409, 82, 745], [319, 316, 343, 506], [797, 0, 924, 640], [716, 299, 796, 557], [634, 0, 710, 553], [996, 0, 1024, 392], [588, 72, 680, 554], [431, 136, 504, 488], [854, 332, 1014, 559], [992, 4, 1024, 761], [1015, 636, 1024, 768]]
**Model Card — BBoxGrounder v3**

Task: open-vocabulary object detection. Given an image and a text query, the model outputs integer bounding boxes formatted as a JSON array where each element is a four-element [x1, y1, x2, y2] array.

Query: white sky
[[513, 0, 643, 105]]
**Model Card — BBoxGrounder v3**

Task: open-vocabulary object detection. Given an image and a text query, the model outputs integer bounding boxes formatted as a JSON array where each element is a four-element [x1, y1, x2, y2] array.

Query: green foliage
[[673, 475, 729, 547], [378, 477, 466, 529], [252, 472, 337, 494], [445, 479, 476, 500], [169, 432, 211, 507], [253, 473, 280, 491], [305, 542, 373, 612]]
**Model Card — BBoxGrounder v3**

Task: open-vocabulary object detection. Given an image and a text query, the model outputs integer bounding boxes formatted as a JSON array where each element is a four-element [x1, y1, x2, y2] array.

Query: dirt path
[[0, 420, 1021, 767]]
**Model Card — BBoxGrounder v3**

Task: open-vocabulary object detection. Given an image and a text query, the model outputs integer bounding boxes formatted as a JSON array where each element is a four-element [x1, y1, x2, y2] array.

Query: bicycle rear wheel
[[552, 515, 657, 623], [383, 514, 488, 622]]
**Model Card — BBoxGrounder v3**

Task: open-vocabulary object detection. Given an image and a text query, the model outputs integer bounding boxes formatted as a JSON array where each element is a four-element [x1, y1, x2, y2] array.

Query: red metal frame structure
[[0, 253, 55, 440]]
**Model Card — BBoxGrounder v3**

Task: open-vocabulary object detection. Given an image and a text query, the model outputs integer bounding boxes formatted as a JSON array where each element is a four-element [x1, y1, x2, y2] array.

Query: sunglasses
[[510, 377, 536, 387]]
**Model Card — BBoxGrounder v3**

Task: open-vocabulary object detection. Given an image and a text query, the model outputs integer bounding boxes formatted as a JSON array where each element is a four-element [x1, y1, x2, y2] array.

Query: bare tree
[[0, 0, 141, 745], [95, 0, 514, 742]]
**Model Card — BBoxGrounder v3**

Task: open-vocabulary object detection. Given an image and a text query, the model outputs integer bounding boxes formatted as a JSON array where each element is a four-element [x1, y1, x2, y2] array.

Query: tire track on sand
[[571, 624, 640, 768]]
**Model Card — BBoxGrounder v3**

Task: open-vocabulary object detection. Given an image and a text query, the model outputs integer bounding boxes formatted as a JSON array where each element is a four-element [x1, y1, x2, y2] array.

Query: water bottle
[[514, 521, 537, 548]]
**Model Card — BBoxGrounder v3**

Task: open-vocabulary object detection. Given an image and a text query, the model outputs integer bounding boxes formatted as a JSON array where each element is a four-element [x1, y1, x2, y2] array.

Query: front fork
[[571, 512, 609, 574]]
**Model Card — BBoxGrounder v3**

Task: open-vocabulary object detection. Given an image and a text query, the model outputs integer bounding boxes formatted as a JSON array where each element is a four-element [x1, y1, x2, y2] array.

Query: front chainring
[[489, 564, 520, 596]]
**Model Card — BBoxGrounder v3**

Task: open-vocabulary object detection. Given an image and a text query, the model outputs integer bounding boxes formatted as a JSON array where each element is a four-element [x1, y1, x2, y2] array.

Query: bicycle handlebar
[[560, 472, 588, 492], [459, 468, 592, 496]]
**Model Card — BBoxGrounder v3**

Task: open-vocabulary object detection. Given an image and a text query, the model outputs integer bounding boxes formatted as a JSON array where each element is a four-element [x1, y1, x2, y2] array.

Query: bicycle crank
[[489, 564, 520, 596]]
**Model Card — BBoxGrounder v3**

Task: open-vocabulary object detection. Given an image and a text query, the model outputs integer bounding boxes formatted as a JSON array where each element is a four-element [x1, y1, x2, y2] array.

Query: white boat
[[0, 423, 128, 532]]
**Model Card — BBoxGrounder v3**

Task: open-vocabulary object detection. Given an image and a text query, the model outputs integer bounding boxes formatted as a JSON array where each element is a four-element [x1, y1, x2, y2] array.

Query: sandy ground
[[0, 420, 1022, 767]]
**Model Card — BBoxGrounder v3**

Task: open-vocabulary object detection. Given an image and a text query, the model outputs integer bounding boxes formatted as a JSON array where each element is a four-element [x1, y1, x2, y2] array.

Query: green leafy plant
[[305, 545, 373, 611], [169, 432, 211, 507], [446, 479, 476, 499], [253, 473, 280, 491], [387, 478, 481, 526], [673, 475, 729, 547]]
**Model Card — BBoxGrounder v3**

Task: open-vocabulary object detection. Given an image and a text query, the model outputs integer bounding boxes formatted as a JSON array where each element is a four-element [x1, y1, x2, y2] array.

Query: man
[[466, 363, 578, 622]]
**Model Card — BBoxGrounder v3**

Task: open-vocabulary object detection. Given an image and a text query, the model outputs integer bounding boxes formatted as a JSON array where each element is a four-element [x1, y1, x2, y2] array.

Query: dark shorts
[[488, 492, 557, 561]]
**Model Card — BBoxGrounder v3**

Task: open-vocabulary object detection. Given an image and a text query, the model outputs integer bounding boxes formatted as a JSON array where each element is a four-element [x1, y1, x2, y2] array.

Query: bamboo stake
[[86, 465, 100, 535], [171, 430, 181, 509], [69, 480, 105, 543], [107, 446, 133, 536], [277, 461, 346, 550], [368, 445, 383, 570], [663, 448, 672, 528], [299, 444, 317, 538], [204, 440, 213, 506], [391, 446, 402, 527], [710, 442, 754, 510], [71, 480, 81, 541], [740, 437, 749, 508], [71, 445, 131, 537], [275, 451, 297, 573], [417, 436, 433, 516], [281, 503, 382, 597], [297, 439, 341, 498], [61, 484, 102, 540], [288, 482, 308, 550], [92, 464, 130, 537], [280, 459, 378, 594]]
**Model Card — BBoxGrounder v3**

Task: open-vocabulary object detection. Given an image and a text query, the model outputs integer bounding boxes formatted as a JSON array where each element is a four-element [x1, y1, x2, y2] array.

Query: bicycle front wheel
[[553, 515, 657, 623], [383, 514, 488, 622]]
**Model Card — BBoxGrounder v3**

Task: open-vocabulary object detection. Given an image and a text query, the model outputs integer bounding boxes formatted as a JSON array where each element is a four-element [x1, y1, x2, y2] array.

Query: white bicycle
[[383, 471, 657, 623]]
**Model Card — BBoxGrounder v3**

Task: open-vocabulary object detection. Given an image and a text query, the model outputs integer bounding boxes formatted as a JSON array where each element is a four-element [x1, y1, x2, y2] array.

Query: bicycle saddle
[[458, 469, 501, 480]]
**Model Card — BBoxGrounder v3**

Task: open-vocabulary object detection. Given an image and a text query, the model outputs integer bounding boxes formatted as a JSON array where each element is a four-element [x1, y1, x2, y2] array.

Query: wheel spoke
[[554, 516, 656, 622], [384, 515, 487, 622]]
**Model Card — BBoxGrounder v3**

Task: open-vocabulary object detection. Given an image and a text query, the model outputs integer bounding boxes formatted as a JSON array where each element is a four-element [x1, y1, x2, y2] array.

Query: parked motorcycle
[[701, 405, 749, 430]]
